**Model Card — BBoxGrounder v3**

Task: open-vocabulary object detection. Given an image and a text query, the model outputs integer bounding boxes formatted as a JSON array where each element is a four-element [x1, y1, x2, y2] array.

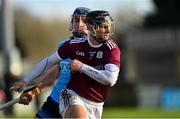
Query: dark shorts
[[36, 96, 62, 118]]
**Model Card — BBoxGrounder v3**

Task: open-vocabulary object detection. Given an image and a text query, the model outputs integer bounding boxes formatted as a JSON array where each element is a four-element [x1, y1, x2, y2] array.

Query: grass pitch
[[102, 107, 180, 118], [1, 107, 180, 118]]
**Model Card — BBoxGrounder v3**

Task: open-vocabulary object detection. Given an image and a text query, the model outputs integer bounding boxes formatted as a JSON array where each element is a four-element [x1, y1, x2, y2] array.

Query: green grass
[[102, 107, 180, 118], [1, 107, 180, 118]]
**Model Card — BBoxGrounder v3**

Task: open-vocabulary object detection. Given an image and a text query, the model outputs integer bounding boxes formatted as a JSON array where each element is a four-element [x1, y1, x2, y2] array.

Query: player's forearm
[[81, 64, 119, 86], [21, 65, 60, 100], [24, 52, 61, 84], [38, 64, 60, 91]]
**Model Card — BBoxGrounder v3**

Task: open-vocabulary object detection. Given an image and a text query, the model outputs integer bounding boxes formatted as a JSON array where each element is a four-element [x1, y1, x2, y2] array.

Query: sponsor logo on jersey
[[93, 65, 104, 70], [61, 62, 70, 73], [76, 51, 85, 56]]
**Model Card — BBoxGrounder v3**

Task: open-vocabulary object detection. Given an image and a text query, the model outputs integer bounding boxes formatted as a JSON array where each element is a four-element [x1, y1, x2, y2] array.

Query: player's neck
[[89, 35, 101, 45]]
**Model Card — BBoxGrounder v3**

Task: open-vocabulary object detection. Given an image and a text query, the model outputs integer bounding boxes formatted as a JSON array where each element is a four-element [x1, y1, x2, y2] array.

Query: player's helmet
[[70, 7, 91, 37], [86, 10, 113, 43], [72, 7, 91, 17]]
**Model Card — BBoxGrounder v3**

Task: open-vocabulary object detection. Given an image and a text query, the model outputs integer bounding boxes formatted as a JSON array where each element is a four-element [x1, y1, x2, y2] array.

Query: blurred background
[[0, 0, 180, 118]]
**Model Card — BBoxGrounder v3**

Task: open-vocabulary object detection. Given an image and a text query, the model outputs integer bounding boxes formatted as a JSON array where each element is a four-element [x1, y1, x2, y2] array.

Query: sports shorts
[[36, 96, 62, 118], [59, 89, 104, 118]]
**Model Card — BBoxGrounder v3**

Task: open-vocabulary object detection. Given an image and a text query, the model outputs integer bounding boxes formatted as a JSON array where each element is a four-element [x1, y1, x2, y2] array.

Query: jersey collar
[[87, 35, 103, 48]]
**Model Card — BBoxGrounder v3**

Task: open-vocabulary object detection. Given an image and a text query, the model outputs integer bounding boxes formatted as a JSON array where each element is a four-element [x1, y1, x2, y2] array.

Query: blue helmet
[[72, 7, 91, 17]]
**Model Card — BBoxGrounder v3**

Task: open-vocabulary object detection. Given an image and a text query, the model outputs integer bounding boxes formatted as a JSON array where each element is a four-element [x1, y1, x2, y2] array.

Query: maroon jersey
[[58, 36, 120, 102]]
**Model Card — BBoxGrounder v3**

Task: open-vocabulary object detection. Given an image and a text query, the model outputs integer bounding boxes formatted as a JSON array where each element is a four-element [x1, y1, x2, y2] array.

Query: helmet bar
[[95, 15, 113, 25]]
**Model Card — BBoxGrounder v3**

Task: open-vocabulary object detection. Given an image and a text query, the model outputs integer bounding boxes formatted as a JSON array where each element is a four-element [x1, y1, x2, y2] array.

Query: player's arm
[[18, 64, 60, 105], [10, 52, 62, 92], [70, 59, 119, 86], [24, 52, 61, 83], [38, 64, 60, 91], [81, 63, 119, 86]]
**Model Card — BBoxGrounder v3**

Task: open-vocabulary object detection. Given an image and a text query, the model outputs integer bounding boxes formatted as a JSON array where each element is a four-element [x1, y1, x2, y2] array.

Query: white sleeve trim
[[24, 52, 61, 83], [81, 63, 120, 86]]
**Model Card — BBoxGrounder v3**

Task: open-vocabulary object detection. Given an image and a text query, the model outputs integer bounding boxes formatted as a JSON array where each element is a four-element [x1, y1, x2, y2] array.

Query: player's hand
[[19, 87, 41, 105], [70, 59, 83, 72], [10, 81, 28, 93], [19, 91, 34, 105]]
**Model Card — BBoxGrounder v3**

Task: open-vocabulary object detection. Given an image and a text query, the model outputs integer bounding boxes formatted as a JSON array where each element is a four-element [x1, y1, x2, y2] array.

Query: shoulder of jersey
[[57, 38, 71, 48], [69, 36, 88, 44], [106, 40, 118, 50]]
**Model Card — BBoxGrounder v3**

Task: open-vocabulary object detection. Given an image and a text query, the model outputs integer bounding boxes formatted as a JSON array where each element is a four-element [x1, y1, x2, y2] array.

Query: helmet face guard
[[92, 15, 113, 29], [86, 10, 114, 43], [70, 7, 91, 37]]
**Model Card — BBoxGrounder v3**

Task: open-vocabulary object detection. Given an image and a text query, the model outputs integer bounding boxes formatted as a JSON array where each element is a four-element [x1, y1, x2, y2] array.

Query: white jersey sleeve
[[24, 52, 62, 83], [81, 63, 120, 86]]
